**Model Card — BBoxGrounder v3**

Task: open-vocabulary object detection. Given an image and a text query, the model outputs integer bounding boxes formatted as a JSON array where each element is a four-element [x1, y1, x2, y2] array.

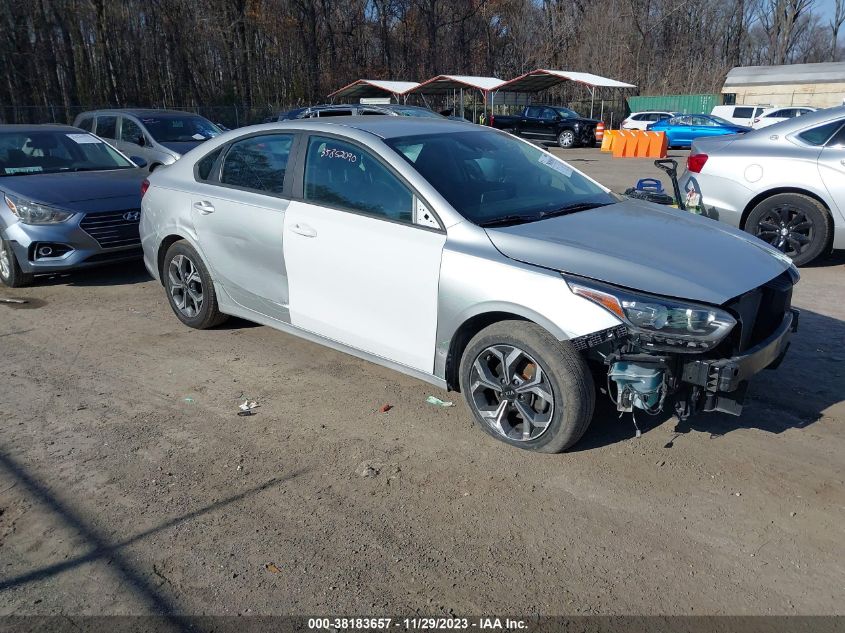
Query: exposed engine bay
[[568, 269, 800, 422]]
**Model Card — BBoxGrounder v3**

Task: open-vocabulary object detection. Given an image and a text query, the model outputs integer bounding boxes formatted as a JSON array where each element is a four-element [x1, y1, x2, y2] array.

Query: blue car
[[0, 125, 149, 287], [647, 114, 751, 149]]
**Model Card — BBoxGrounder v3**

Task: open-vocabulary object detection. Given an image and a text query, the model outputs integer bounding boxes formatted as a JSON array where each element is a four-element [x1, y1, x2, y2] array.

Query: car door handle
[[193, 201, 215, 215], [289, 223, 317, 238]]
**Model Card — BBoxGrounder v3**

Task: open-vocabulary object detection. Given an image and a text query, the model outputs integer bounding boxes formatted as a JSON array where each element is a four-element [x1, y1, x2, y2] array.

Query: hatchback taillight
[[141, 179, 150, 197], [687, 153, 708, 173]]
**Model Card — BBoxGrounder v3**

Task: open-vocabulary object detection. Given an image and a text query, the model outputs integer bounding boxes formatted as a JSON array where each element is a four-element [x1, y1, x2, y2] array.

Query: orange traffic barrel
[[595, 122, 605, 142]]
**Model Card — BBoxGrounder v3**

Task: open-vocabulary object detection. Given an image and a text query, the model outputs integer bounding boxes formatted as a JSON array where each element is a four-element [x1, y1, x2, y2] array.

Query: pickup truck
[[490, 105, 600, 148]]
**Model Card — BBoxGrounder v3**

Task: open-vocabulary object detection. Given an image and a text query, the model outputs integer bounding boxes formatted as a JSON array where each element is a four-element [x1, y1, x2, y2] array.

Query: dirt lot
[[1, 147, 844, 621]]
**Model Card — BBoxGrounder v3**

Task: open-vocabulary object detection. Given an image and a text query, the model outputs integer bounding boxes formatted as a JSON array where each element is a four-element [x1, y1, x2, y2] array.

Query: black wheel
[[0, 236, 34, 288], [745, 193, 831, 266], [162, 240, 228, 329], [557, 129, 577, 149], [458, 320, 595, 453]]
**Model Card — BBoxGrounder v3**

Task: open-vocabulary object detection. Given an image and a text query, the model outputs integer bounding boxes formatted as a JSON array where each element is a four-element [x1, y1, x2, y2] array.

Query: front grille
[[725, 271, 794, 353], [79, 210, 141, 249]]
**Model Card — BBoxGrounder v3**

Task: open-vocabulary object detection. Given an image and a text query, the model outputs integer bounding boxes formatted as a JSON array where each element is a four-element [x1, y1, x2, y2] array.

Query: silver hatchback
[[680, 106, 845, 266]]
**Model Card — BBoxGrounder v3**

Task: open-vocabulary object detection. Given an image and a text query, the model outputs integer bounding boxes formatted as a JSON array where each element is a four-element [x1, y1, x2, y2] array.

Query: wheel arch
[[444, 308, 568, 392], [741, 187, 832, 230], [157, 234, 188, 284]]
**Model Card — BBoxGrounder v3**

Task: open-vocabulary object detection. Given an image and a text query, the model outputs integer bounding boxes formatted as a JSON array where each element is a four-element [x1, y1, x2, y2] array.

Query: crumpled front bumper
[[679, 309, 799, 414]]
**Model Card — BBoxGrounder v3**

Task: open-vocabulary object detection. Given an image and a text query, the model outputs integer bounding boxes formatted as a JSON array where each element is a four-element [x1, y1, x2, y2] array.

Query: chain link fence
[[0, 105, 295, 129]]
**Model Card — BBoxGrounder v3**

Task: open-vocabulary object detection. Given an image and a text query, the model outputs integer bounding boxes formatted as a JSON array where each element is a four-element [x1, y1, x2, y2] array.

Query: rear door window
[[96, 115, 117, 139], [732, 107, 753, 119], [219, 133, 294, 194]]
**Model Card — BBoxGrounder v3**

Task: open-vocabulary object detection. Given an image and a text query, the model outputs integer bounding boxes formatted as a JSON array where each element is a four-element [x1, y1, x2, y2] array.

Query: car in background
[[269, 103, 444, 121], [0, 125, 148, 287], [140, 117, 797, 454], [647, 114, 750, 149], [680, 106, 845, 266], [751, 106, 817, 129], [620, 111, 680, 130], [74, 109, 222, 172], [489, 105, 600, 148], [711, 104, 771, 127]]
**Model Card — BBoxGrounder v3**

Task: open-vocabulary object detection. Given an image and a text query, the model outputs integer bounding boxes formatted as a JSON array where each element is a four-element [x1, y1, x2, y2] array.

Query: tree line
[[0, 0, 840, 124]]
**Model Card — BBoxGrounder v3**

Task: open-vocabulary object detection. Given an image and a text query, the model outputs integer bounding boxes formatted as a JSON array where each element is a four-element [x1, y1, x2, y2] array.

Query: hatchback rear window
[[732, 107, 754, 119]]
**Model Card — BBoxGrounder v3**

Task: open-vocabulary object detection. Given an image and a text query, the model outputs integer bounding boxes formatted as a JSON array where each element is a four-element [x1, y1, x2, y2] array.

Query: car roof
[[0, 124, 81, 133], [263, 115, 479, 139], [749, 105, 843, 133], [79, 109, 203, 117]]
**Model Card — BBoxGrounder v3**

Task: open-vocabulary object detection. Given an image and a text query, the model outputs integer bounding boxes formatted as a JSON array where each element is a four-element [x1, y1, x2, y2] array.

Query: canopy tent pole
[[589, 86, 595, 118], [460, 87, 465, 119]]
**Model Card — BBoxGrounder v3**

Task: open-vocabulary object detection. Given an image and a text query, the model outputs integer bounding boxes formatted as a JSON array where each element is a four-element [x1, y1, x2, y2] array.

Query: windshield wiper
[[537, 201, 612, 219], [477, 214, 541, 227]]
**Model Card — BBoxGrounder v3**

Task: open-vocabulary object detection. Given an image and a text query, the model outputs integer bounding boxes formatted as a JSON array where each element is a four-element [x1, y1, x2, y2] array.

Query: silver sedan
[[140, 117, 796, 453], [680, 106, 845, 266]]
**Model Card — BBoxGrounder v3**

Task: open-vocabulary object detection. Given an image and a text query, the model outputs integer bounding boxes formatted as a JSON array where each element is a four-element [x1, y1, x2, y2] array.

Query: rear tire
[[0, 237, 34, 288], [162, 240, 228, 329], [745, 193, 831, 266], [458, 320, 595, 453]]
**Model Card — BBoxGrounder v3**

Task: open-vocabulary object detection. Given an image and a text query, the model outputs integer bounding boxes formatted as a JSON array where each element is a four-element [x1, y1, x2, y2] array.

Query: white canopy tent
[[327, 79, 420, 103], [405, 75, 505, 119], [494, 69, 636, 118]]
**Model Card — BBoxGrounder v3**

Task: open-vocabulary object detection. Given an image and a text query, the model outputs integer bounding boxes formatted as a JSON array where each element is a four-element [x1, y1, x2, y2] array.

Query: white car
[[620, 111, 679, 130], [711, 105, 771, 127], [752, 107, 817, 129]]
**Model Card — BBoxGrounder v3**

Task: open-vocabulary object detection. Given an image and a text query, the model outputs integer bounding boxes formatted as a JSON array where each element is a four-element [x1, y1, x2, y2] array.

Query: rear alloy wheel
[[163, 241, 228, 329], [557, 129, 576, 149], [746, 193, 831, 266], [0, 237, 33, 288], [459, 321, 595, 453]]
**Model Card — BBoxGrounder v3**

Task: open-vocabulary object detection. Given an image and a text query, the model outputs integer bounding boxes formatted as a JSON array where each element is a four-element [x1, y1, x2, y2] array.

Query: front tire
[[458, 321, 595, 453], [162, 240, 228, 329], [557, 129, 577, 149], [745, 193, 831, 266], [0, 237, 34, 288]]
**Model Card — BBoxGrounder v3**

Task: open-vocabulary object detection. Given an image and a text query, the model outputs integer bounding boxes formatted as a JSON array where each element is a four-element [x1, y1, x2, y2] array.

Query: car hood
[[158, 140, 204, 155], [483, 200, 792, 305], [0, 168, 146, 210]]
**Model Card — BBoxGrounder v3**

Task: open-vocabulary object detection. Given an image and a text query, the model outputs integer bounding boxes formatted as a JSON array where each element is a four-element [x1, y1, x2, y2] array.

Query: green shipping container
[[626, 94, 720, 115]]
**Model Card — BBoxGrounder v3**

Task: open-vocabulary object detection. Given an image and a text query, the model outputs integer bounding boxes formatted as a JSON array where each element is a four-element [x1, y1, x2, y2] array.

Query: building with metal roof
[[327, 79, 420, 101], [722, 62, 845, 108]]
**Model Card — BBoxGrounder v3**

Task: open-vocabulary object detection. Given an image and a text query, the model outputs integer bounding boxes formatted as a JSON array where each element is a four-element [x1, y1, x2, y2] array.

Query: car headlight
[[567, 278, 736, 352], [4, 194, 74, 224]]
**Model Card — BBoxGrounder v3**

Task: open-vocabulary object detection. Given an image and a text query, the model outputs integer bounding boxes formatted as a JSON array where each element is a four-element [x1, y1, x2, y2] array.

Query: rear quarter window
[[732, 107, 754, 119], [798, 120, 844, 146]]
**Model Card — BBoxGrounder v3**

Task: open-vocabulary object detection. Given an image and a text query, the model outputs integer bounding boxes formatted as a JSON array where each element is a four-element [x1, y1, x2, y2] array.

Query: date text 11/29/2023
[[307, 617, 528, 630]]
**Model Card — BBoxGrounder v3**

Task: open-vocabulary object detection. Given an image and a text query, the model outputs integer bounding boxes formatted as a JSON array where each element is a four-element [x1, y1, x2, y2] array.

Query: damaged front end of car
[[566, 270, 800, 421]]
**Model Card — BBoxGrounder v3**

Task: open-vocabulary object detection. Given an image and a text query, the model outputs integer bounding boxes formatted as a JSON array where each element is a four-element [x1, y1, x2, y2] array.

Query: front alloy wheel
[[468, 344, 554, 442], [558, 129, 576, 149], [458, 321, 595, 453], [0, 237, 33, 288]]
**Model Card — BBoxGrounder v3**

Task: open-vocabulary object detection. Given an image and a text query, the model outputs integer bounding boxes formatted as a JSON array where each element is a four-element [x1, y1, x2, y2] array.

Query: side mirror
[[136, 135, 146, 147], [130, 156, 148, 168]]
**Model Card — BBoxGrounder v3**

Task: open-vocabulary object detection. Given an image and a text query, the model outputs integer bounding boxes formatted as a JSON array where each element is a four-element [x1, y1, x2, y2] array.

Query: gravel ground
[[1, 147, 843, 621]]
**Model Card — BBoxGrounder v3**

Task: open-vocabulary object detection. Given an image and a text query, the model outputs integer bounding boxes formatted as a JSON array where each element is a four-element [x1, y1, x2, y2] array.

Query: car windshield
[[139, 115, 221, 142], [709, 115, 734, 126], [386, 130, 615, 226], [389, 106, 443, 118], [0, 130, 134, 176]]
